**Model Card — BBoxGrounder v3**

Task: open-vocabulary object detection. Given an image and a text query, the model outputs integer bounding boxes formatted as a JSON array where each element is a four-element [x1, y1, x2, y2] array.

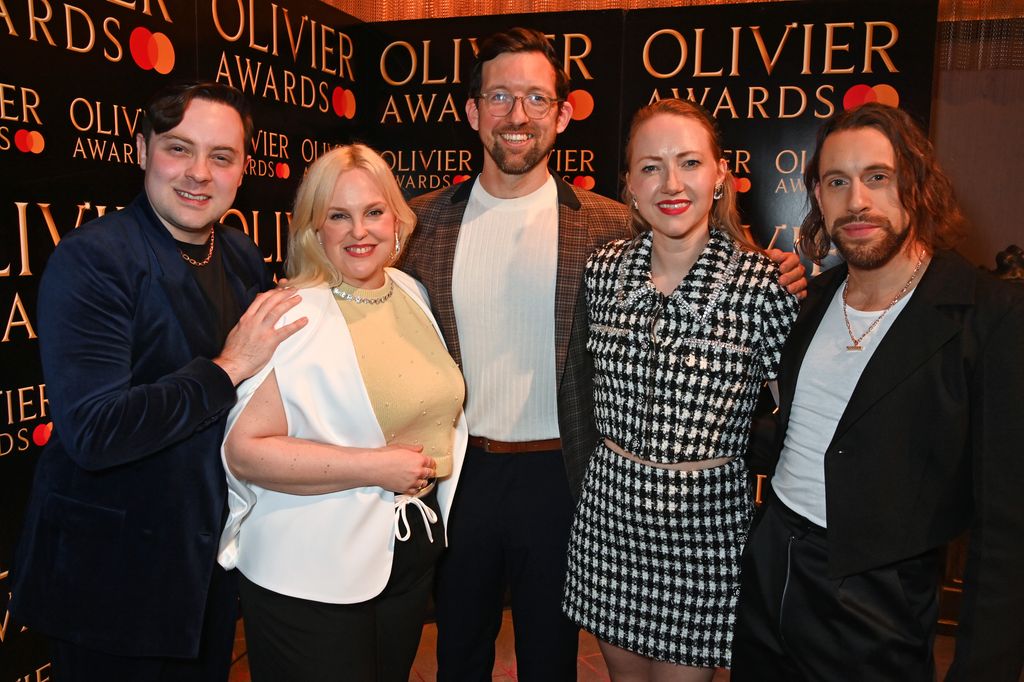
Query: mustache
[[494, 123, 536, 134], [834, 213, 893, 230]]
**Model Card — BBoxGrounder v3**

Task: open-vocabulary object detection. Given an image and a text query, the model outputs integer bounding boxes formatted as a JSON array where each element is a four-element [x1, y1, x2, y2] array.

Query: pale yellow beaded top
[[333, 275, 464, 477]]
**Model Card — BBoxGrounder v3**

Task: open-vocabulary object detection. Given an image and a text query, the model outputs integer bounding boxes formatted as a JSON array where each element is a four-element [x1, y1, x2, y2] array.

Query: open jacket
[[12, 194, 271, 657], [769, 250, 1024, 680]]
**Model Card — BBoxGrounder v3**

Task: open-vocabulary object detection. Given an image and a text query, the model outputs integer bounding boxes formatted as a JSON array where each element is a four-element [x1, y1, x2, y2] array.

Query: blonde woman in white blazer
[[218, 145, 466, 682]]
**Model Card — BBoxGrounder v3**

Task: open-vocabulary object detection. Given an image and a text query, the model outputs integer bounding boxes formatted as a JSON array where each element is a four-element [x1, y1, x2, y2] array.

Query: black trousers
[[238, 491, 444, 682], [434, 445, 579, 682], [731, 500, 943, 682], [51, 564, 238, 682]]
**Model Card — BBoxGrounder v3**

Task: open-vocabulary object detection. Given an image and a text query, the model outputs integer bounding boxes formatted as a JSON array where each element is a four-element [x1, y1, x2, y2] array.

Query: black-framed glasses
[[476, 91, 561, 119]]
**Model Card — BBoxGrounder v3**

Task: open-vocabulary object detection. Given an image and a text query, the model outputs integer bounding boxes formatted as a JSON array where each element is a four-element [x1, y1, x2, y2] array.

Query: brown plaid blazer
[[403, 173, 630, 498]]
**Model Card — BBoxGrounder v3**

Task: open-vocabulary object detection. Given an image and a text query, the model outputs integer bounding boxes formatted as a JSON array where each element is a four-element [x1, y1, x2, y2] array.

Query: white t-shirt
[[451, 176, 560, 441], [772, 280, 916, 526]]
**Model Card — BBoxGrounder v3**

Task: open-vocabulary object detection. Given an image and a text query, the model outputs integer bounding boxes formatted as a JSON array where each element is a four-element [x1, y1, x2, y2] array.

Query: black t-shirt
[[176, 232, 238, 350]]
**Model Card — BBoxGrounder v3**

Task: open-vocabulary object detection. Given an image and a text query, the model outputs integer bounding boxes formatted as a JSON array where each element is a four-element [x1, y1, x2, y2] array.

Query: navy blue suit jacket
[[11, 195, 271, 657]]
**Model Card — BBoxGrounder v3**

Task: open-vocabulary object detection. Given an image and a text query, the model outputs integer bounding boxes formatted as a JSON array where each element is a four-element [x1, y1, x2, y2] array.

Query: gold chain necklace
[[178, 229, 215, 267], [842, 252, 924, 352]]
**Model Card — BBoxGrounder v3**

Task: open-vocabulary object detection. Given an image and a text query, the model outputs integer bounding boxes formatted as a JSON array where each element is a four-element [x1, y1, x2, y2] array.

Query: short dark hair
[[468, 27, 570, 101], [140, 81, 254, 148], [801, 103, 967, 263]]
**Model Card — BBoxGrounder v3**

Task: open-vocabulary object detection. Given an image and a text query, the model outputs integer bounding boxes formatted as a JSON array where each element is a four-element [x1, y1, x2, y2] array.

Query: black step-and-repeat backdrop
[[0, 0, 935, 676]]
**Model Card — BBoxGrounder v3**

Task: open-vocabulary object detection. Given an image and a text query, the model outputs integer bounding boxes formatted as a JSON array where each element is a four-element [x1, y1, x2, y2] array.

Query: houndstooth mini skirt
[[563, 442, 752, 668]]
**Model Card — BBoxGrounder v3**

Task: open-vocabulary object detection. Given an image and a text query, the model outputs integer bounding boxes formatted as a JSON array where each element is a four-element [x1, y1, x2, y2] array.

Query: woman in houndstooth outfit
[[563, 99, 799, 681]]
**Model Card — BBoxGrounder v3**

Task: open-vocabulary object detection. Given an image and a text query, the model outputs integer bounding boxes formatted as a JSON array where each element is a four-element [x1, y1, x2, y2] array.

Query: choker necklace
[[331, 279, 394, 305], [842, 252, 925, 351], [179, 229, 215, 267]]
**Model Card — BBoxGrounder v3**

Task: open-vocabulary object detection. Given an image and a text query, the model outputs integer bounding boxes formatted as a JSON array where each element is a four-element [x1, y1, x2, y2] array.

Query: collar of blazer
[[133, 193, 250, 358], [784, 249, 976, 444]]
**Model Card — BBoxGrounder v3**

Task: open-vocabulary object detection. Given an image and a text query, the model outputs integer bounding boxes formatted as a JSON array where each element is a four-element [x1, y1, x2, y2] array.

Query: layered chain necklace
[[179, 228, 215, 267], [842, 251, 925, 352]]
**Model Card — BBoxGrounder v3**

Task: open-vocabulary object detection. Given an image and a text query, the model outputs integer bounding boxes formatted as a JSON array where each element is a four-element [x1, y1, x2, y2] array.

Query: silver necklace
[[331, 279, 394, 305], [842, 252, 924, 351]]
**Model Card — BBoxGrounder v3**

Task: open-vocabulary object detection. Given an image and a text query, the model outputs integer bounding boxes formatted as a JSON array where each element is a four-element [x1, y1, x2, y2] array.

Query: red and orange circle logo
[[32, 422, 53, 447], [567, 90, 594, 121], [843, 84, 899, 110], [14, 129, 45, 154], [130, 27, 175, 75], [572, 175, 596, 190], [733, 177, 751, 194], [331, 87, 357, 119], [275, 162, 290, 179]]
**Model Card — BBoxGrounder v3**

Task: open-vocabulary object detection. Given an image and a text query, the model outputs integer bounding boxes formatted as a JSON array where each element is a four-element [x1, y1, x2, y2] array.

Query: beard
[[831, 214, 910, 270], [485, 124, 556, 175]]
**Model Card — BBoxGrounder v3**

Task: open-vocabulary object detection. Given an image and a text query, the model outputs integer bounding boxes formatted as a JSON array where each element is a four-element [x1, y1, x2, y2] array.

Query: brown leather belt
[[468, 436, 561, 453]]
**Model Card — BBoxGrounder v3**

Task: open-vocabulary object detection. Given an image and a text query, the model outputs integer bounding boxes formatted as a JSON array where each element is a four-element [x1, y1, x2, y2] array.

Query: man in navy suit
[[732, 103, 1024, 681], [11, 82, 305, 681]]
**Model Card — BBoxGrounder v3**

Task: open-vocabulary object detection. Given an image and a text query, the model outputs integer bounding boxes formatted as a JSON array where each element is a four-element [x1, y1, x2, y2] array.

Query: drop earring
[[713, 184, 724, 200], [630, 195, 639, 210], [394, 232, 401, 257]]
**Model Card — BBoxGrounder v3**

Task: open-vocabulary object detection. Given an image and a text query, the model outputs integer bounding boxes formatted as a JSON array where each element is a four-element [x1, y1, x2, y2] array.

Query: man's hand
[[767, 248, 807, 299], [214, 288, 307, 385]]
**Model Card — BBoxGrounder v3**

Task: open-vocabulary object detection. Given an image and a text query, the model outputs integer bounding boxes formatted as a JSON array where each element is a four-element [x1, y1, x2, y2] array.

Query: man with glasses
[[403, 27, 804, 680]]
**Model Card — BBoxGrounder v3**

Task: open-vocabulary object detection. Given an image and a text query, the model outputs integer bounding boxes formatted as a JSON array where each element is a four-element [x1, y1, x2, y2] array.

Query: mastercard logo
[[331, 87, 357, 119], [452, 174, 471, 184], [32, 422, 53, 447], [14, 129, 45, 154], [275, 162, 290, 179], [129, 27, 175, 75], [733, 177, 751, 193], [567, 90, 594, 121], [843, 84, 899, 110], [572, 175, 596, 190]]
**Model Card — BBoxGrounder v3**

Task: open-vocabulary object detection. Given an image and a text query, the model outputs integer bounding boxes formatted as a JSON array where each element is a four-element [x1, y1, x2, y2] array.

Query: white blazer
[[217, 269, 467, 603]]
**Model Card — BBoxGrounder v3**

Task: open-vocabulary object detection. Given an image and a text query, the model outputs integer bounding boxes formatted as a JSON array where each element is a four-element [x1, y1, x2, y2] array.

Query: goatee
[[832, 214, 910, 270], [486, 125, 555, 176]]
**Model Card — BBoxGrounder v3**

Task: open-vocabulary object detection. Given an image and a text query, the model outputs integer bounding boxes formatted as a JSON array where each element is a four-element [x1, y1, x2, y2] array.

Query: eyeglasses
[[476, 91, 561, 119]]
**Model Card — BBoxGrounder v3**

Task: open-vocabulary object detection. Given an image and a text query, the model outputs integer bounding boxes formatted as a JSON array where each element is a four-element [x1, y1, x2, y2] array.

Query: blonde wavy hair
[[285, 144, 416, 287]]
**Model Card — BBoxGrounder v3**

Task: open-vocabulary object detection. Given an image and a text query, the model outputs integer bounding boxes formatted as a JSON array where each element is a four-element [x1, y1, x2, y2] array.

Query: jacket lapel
[[135, 197, 221, 359], [553, 176, 588, 390], [830, 252, 973, 441], [778, 265, 845, 431], [428, 180, 474, 368]]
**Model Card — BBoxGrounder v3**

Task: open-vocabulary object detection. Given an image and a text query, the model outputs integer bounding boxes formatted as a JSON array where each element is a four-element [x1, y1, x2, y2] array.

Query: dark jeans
[[732, 500, 942, 682]]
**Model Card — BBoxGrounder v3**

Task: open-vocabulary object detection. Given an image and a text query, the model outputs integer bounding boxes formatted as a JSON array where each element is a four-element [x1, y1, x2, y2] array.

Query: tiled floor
[[229, 612, 966, 681]]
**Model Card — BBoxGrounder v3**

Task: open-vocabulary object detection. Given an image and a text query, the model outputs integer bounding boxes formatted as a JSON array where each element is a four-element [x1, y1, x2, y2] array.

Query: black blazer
[[771, 250, 1024, 680], [11, 195, 271, 657]]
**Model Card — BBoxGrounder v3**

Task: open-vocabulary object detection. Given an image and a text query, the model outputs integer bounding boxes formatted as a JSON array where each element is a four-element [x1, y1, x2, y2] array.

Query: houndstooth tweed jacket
[[402, 173, 630, 498]]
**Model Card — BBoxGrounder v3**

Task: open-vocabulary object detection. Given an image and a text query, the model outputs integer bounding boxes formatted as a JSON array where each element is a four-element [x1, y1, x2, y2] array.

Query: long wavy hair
[[800, 103, 967, 263], [622, 98, 755, 250], [285, 144, 416, 288]]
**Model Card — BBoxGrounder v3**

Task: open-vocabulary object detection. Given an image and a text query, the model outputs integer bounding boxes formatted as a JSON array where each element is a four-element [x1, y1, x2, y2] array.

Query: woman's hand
[[371, 444, 436, 495]]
